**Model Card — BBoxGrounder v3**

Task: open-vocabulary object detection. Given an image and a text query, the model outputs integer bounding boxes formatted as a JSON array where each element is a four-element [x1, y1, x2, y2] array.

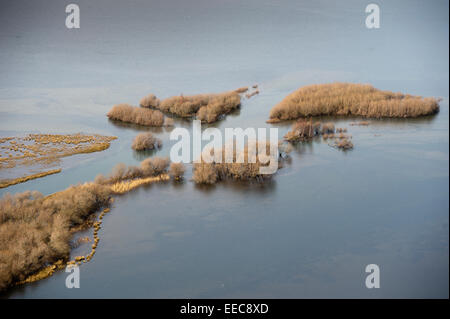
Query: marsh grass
[[0, 134, 116, 189], [268, 82, 440, 122], [0, 157, 181, 291], [0, 169, 62, 189]]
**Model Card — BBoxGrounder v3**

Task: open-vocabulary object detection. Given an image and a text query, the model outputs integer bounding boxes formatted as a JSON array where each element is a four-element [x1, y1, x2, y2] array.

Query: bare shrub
[[153, 90, 242, 123], [139, 94, 160, 108], [268, 82, 440, 122], [321, 122, 335, 134], [107, 103, 165, 126], [192, 141, 280, 184], [169, 163, 186, 180], [131, 133, 162, 151]]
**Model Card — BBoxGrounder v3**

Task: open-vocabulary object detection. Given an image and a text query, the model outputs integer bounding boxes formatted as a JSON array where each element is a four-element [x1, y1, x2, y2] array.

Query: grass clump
[[268, 82, 440, 122], [107, 103, 165, 126], [131, 133, 162, 151]]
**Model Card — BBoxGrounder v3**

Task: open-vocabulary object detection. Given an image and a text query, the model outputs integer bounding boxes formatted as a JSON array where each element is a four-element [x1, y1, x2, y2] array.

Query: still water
[[0, 0, 448, 298]]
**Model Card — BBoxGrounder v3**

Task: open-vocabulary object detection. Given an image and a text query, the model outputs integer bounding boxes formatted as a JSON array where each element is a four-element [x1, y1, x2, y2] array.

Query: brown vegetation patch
[[0, 156, 183, 291], [0, 134, 116, 188], [131, 133, 162, 151], [268, 82, 440, 122], [193, 142, 280, 184], [0, 169, 62, 189], [140, 89, 242, 123], [107, 103, 165, 126]]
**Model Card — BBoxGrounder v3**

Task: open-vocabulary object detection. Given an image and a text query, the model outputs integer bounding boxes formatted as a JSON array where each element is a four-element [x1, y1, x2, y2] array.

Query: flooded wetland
[[0, 0, 448, 298]]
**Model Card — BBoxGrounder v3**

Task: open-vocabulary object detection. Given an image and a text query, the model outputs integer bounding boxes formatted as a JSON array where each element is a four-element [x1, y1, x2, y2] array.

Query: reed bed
[[139, 89, 242, 123], [0, 157, 184, 291], [107, 103, 165, 126], [268, 82, 440, 122]]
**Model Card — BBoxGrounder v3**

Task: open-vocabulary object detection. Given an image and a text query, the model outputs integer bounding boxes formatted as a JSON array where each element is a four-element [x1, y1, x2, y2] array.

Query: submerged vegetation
[[192, 142, 281, 184], [283, 119, 354, 150], [0, 134, 117, 189], [131, 132, 162, 151], [139, 89, 243, 123], [107, 103, 165, 126], [0, 157, 184, 291], [0, 169, 62, 189], [268, 82, 440, 122]]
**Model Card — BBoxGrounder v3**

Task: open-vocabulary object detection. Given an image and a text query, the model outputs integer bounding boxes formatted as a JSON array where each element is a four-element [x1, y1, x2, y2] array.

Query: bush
[[139, 94, 160, 108], [169, 163, 186, 180], [131, 133, 162, 151]]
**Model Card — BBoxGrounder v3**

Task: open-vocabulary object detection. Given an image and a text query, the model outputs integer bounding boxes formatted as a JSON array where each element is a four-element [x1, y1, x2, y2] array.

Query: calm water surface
[[0, 0, 448, 298]]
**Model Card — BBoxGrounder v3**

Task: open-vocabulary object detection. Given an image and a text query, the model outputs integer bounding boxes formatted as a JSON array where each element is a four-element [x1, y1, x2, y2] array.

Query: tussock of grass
[[141, 90, 242, 123], [107, 103, 165, 126], [131, 133, 162, 151], [268, 82, 440, 122], [0, 169, 62, 189]]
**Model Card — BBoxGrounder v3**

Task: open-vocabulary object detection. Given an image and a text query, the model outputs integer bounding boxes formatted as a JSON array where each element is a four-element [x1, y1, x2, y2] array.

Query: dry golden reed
[[268, 82, 440, 122], [0, 157, 182, 291], [107, 103, 165, 126], [139, 89, 243, 123], [0, 169, 62, 189]]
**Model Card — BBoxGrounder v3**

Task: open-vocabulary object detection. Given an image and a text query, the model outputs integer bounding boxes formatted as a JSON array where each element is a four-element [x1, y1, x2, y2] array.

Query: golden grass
[[0, 134, 116, 168], [131, 132, 162, 151], [0, 168, 61, 189], [110, 174, 170, 194], [268, 82, 440, 122]]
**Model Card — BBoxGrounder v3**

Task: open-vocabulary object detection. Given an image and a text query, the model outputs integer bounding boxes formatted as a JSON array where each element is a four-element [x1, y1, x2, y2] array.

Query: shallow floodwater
[[0, 0, 448, 298]]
